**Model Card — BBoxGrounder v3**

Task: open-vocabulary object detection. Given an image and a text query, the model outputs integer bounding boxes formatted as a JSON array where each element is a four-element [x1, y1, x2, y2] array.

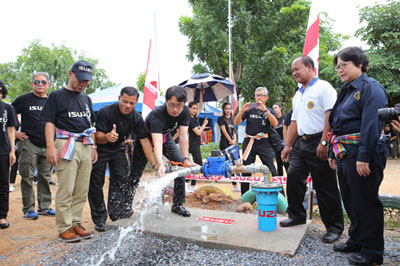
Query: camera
[[378, 103, 400, 121], [249, 103, 258, 109]]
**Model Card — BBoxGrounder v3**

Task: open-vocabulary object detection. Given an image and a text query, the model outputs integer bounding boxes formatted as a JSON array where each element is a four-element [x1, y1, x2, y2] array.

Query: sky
[[0, 0, 386, 92]]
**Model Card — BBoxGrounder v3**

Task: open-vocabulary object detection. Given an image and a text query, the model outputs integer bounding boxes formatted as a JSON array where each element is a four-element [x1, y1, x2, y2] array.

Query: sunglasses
[[34, 80, 47, 85]]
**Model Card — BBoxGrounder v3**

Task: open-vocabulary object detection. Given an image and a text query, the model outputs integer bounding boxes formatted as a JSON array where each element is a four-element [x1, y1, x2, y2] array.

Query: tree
[[179, 0, 347, 109], [136, 71, 146, 92], [356, 0, 400, 105], [0, 40, 114, 101]]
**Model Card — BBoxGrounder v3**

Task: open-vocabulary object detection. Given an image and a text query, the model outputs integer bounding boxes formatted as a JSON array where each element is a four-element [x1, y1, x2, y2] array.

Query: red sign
[[185, 174, 312, 185], [197, 216, 236, 225]]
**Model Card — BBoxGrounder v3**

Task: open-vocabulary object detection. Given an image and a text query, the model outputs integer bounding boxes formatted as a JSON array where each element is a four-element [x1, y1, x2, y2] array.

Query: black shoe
[[171, 204, 191, 217], [333, 242, 361, 253], [321, 231, 341, 243], [95, 223, 107, 232], [279, 218, 306, 227], [348, 254, 383, 265], [0, 221, 10, 229]]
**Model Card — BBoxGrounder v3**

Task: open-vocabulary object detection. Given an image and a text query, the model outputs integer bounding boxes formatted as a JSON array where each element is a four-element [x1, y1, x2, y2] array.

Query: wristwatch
[[320, 140, 328, 146]]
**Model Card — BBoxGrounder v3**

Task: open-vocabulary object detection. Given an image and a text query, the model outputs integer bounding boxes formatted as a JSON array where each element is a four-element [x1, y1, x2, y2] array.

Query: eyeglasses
[[34, 80, 47, 85], [255, 94, 267, 97], [334, 62, 349, 71], [167, 102, 185, 109]]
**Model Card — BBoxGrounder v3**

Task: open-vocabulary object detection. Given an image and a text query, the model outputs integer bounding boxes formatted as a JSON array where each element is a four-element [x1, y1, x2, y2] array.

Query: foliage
[[356, 0, 400, 105], [136, 71, 146, 92], [0, 40, 114, 101], [200, 142, 220, 158], [179, 0, 347, 110]]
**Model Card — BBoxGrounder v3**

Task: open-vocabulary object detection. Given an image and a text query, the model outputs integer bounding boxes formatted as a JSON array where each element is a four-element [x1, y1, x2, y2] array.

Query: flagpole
[[228, 0, 232, 71], [154, 12, 160, 102]]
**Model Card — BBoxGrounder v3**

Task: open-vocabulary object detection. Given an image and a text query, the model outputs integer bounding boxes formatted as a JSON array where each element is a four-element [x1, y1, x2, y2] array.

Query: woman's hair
[[188, 101, 198, 108], [222, 102, 232, 115], [221, 102, 236, 135], [0, 80, 8, 99], [273, 102, 282, 110], [334, 46, 369, 73]]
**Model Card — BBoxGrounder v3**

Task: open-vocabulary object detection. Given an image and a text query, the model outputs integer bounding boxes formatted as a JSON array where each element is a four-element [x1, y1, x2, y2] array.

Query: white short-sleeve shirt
[[291, 78, 337, 136]]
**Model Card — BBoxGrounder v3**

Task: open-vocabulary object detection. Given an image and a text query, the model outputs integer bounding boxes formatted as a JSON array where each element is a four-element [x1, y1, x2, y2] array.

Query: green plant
[[200, 143, 220, 159]]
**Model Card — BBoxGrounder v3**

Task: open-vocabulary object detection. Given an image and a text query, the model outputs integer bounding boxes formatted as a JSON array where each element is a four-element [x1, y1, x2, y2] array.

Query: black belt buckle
[[300, 132, 322, 141]]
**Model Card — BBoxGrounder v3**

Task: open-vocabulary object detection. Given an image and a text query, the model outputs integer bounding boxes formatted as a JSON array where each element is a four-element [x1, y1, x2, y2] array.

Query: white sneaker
[[233, 186, 241, 192], [9, 185, 14, 192]]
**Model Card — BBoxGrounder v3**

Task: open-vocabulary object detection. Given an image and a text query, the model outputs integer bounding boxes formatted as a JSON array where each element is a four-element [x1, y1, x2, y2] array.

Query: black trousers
[[9, 151, 19, 184], [130, 135, 186, 204], [188, 141, 202, 186], [88, 148, 129, 224], [241, 138, 278, 195], [275, 148, 289, 176], [0, 155, 10, 219], [287, 137, 343, 234], [337, 153, 385, 261]]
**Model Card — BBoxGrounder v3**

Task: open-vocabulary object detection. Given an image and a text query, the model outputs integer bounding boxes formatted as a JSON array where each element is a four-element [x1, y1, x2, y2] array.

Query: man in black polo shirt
[[88, 86, 155, 232], [12, 72, 55, 220], [42, 60, 97, 243], [234, 87, 278, 195], [130, 86, 197, 217]]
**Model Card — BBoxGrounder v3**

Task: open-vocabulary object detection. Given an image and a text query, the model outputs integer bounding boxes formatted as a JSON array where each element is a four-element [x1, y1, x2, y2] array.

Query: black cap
[[71, 60, 93, 81]]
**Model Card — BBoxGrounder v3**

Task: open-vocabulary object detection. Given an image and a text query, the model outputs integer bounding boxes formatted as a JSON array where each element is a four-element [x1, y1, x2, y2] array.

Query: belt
[[62, 137, 84, 143], [299, 132, 322, 140], [243, 133, 269, 161]]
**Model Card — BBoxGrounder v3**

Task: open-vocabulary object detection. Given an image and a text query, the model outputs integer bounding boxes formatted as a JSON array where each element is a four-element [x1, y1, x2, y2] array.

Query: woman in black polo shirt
[[218, 102, 239, 191], [0, 81, 17, 229], [187, 100, 208, 192]]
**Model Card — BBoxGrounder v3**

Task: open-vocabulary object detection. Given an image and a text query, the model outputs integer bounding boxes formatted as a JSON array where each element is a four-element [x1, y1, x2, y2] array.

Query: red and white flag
[[303, 2, 319, 76], [143, 39, 160, 119], [229, 64, 238, 113]]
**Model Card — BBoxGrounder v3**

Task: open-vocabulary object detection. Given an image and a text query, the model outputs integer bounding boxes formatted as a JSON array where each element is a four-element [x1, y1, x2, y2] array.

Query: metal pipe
[[230, 163, 271, 184]]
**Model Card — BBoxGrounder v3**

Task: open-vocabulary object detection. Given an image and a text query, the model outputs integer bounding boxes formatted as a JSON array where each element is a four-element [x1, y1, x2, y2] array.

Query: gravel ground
[[30, 224, 400, 266]]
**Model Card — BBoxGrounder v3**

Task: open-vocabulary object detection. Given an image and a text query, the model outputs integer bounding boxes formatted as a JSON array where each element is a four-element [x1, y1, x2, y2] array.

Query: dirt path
[[1, 160, 399, 265]]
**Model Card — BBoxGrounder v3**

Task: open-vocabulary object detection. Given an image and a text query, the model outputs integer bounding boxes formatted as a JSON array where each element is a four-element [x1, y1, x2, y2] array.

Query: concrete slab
[[110, 206, 311, 256]]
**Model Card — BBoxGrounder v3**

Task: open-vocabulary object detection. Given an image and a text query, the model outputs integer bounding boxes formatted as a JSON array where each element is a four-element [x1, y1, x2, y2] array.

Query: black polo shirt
[[241, 107, 277, 136], [12, 92, 47, 148], [145, 104, 189, 135], [96, 103, 148, 151], [41, 88, 96, 133], [0, 101, 17, 155]]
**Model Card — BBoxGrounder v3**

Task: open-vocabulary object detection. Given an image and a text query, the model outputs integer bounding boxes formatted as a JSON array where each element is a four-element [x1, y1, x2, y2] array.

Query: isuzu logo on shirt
[[68, 111, 90, 118], [67, 104, 92, 126], [1, 110, 7, 131], [29, 106, 43, 111]]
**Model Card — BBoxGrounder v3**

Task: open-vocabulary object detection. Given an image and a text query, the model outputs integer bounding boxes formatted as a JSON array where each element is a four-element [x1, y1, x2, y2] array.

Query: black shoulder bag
[[268, 126, 282, 152]]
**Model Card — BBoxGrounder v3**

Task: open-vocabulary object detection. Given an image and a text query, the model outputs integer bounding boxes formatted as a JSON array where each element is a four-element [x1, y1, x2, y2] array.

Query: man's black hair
[[165, 86, 187, 102], [0, 80, 8, 99], [120, 86, 139, 98], [334, 46, 369, 73], [296, 55, 315, 71]]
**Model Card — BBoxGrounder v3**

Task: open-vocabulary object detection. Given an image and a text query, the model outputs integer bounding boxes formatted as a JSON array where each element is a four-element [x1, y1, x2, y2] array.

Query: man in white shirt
[[281, 56, 343, 244]]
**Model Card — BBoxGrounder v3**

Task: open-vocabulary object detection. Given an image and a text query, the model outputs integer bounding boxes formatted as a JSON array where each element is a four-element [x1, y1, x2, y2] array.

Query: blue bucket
[[252, 187, 282, 232]]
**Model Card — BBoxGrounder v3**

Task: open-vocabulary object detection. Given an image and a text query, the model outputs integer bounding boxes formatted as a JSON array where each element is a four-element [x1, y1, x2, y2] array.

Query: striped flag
[[143, 39, 160, 119], [303, 2, 319, 76], [229, 64, 238, 113]]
